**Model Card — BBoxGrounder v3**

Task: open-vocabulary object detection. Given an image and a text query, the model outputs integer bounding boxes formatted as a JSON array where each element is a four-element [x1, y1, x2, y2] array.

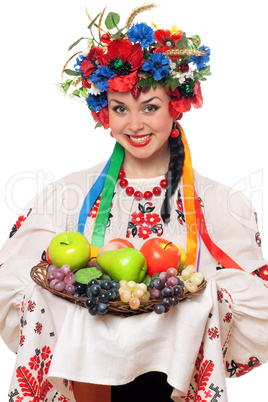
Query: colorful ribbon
[[178, 123, 199, 268]]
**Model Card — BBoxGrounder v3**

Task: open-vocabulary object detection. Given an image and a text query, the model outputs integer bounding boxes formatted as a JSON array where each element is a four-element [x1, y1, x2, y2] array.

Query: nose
[[128, 111, 144, 133]]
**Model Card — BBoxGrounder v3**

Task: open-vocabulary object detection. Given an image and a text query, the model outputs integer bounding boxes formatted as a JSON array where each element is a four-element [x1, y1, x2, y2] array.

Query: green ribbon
[[91, 141, 125, 248]]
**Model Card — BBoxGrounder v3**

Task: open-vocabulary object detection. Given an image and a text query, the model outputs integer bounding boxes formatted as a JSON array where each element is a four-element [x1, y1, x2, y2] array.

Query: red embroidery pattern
[[19, 330, 25, 347], [28, 301, 36, 312], [9, 209, 32, 238], [207, 326, 220, 340], [226, 356, 260, 378], [15, 346, 53, 401], [181, 342, 218, 402], [127, 202, 163, 240], [252, 265, 268, 282], [34, 322, 43, 335]]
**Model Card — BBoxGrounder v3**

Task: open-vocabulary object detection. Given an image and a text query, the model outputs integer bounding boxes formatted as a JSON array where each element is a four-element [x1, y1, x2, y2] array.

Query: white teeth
[[129, 134, 151, 143]]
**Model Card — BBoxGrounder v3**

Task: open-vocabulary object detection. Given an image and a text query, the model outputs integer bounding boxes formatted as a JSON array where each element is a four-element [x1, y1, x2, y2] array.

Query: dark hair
[[160, 126, 185, 223]]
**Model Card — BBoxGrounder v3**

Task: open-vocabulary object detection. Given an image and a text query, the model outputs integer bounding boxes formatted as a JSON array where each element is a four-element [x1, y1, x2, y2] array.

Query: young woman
[[0, 5, 267, 402]]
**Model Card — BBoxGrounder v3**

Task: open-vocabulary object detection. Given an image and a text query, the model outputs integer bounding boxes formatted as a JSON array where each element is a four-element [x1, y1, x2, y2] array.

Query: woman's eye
[[144, 105, 159, 113], [113, 106, 127, 114]]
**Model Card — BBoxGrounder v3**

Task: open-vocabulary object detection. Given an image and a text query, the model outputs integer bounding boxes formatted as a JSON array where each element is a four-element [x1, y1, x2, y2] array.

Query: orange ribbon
[[178, 123, 198, 267]]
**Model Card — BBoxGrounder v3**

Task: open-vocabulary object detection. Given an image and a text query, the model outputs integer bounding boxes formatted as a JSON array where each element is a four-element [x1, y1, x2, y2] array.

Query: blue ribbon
[[77, 157, 112, 235]]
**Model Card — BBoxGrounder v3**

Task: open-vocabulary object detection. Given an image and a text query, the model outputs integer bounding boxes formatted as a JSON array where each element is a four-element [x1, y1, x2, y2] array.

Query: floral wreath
[[60, 4, 211, 129]]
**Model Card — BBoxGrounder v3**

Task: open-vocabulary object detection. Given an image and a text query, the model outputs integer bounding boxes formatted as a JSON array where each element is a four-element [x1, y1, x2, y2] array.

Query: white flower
[[87, 82, 103, 96], [169, 60, 177, 75]]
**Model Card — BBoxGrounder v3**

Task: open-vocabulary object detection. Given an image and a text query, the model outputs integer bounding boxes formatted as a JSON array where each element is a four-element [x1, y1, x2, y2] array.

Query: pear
[[96, 248, 147, 283]]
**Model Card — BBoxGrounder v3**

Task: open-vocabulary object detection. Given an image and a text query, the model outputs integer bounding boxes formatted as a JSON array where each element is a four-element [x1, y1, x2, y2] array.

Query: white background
[[0, 0, 267, 400]]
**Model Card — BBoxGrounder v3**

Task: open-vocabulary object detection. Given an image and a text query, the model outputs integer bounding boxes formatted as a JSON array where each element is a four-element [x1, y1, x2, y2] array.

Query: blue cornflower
[[86, 92, 107, 112], [90, 66, 114, 91], [189, 46, 211, 72], [142, 53, 170, 81], [73, 54, 87, 74], [127, 22, 155, 48]]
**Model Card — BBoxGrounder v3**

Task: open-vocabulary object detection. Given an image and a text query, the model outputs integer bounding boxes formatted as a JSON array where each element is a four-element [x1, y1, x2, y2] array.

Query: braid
[[160, 126, 185, 223]]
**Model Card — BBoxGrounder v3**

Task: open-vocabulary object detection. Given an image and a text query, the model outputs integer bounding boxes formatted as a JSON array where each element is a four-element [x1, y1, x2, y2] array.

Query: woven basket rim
[[30, 262, 207, 317]]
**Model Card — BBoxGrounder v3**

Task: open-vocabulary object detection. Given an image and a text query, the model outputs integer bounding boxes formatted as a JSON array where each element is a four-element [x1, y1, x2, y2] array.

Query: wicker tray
[[30, 262, 207, 317]]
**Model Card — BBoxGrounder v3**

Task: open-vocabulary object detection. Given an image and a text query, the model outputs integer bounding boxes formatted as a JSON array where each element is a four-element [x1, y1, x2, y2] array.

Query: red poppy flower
[[99, 39, 144, 92], [154, 29, 184, 60], [138, 225, 152, 240], [145, 213, 161, 227], [100, 40, 144, 70], [91, 106, 110, 129], [168, 82, 203, 118], [81, 46, 104, 77], [131, 211, 145, 226]]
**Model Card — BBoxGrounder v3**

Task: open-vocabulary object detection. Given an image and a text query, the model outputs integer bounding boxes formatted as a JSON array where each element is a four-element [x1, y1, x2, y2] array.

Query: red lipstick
[[125, 134, 152, 148]]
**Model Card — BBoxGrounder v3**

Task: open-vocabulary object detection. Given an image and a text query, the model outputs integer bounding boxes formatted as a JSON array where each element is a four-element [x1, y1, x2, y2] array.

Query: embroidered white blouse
[[0, 161, 267, 402]]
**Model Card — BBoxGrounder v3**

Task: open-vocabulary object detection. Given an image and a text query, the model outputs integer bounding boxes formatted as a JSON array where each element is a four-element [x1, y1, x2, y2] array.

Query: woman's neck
[[123, 147, 170, 179]]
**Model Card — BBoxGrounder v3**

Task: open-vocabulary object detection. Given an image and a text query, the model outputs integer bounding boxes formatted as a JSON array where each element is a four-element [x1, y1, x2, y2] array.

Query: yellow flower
[[170, 26, 181, 35]]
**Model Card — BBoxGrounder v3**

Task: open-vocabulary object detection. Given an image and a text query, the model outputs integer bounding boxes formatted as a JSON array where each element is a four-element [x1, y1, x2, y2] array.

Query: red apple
[[97, 241, 128, 255], [140, 238, 181, 277], [108, 238, 135, 248]]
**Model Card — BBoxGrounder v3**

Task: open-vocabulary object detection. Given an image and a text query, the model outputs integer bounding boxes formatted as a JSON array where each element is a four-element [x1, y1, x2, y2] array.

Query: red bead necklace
[[118, 166, 168, 201]]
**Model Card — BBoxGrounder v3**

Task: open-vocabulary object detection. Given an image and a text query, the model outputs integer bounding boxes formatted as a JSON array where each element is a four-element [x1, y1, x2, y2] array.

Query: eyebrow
[[108, 96, 163, 105]]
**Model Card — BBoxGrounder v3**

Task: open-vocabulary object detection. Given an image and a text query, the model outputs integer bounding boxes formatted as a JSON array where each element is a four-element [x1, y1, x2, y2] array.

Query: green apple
[[96, 248, 147, 283], [48, 231, 91, 270]]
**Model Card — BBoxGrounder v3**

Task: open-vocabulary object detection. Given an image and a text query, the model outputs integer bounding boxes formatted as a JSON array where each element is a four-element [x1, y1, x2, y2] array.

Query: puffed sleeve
[[194, 171, 268, 375], [0, 182, 66, 352], [210, 269, 268, 377]]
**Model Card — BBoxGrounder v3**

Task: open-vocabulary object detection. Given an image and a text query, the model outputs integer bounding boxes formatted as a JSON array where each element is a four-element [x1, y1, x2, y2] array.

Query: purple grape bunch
[[82, 278, 120, 316], [148, 268, 184, 314], [46, 264, 76, 295]]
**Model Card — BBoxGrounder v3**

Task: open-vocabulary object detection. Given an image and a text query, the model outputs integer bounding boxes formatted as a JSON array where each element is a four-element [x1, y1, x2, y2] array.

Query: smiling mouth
[[124, 134, 153, 148]]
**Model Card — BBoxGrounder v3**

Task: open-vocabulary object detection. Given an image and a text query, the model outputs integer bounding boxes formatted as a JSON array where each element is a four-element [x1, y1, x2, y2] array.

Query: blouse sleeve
[[209, 269, 268, 377], [0, 182, 66, 352]]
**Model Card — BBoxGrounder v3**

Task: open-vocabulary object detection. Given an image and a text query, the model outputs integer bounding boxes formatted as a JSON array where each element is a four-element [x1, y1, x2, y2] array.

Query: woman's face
[[107, 86, 174, 163]]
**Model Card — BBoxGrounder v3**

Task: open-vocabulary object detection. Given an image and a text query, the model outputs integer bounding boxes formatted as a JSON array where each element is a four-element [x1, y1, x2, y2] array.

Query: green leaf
[[87, 13, 101, 30], [100, 274, 112, 281], [64, 69, 80, 77], [152, 273, 160, 279], [105, 12, 120, 30], [94, 121, 103, 129], [75, 267, 102, 284], [72, 89, 81, 97], [60, 79, 73, 92], [142, 275, 152, 287], [194, 66, 212, 83], [80, 87, 89, 98], [176, 33, 188, 49], [110, 27, 125, 40], [165, 77, 180, 91], [138, 75, 155, 91], [68, 37, 85, 51], [188, 35, 200, 50]]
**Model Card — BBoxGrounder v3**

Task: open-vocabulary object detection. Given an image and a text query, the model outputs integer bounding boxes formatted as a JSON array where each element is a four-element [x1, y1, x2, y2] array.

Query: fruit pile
[[45, 231, 205, 316]]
